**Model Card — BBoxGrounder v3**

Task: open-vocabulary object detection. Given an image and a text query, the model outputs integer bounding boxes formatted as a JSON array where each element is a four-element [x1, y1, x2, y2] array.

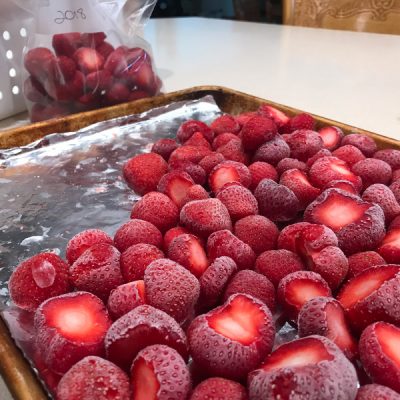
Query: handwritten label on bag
[[54, 8, 87, 25]]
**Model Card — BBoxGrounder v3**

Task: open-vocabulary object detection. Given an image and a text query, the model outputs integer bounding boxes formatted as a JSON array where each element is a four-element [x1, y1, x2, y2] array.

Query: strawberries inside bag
[[19, 0, 161, 122]]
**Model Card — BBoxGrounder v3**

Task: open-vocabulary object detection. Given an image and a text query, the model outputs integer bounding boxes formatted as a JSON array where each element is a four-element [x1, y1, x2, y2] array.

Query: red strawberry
[[134, 60, 158, 93], [337, 265, 400, 333], [306, 148, 332, 167], [348, 251, 386, 278], [285, 129, 323, 162], [282, 112, 316, 133], [190, 377, 247, 400], [105, 305, 188, 370], [216, 139, 249, 164], [207, 230, 256, 270], [342, 133, 377, 156], [248, 161, 278, 189], [96, 41, 114, 60], [241, 115, 277, 151], [85, 70, 112, 91], [212, 132, 240, 150], [309, 156, 362, 190], [234, 215, 279, 255], [45, 70, 84, 102], [35, 292, 112, 374], [280, 168, 321, 209], [198, 256, 237, 310], [181, 184, 209, 206], [8, 253, 70, 311], [31, 349, 61, 396], [107, 281, 145, 320], [80, 32, 106, 47], [157, 170, 194, 208], [198, 152, 225, 175], [277, 271, 331, 322], [254, 179, 300, 222], [123, 152, 168, 195], [114, 219, 162, 252], [374, 149, 400, 170], [49, 55, 77, 82], [236, 111, 259, 127], [188, 293, 275, 380], [70, 243, 123, 301], [223, 270, 275, 312], [378, 228, 400, 263], [144, 258, 200, 323], [120, 243, 164, 281], [248, 335, 358, 400], [24, 48, 56, 81], [104, 46, 129, 75], [359, 322, 400, 392], [163, 226, 189, 251], [177, 120, 214, 143], [105, 82, 130, 104], [276, 157, 308, 175], [130, 192, 179, 232], [332, 144, 366, 165], [277, 222, 311, 252], [390, 215, 400, 230], [298, 297, 357, 360], [73, 47, 104, 74], [180, 199, 232, 238], [356, 384, 400, 400], [210, 114, 241, 135], [151, 138, 179, 161], [169, 145, 211, 166], [390, 180, 400, 203], [258, 104, 290, 128], [167, 234, 209, 278], [209, 161, 251, 193], [362, 183, 400, 223], [353, 158, 392, 188], [296, 223, 338, 253], [304, 188, 385, 255], [24, 77, 47, 103], [52, 33, 82, 57], [170, 160, 206, 185], [318, 126, 344, 150], [131, 345, 191, 400], [253, 135, 291, 166], [184, 131, 212, 149], [56, 356, 129, 400], [324, 179, 359, 194], [66, 229, 113, 265]]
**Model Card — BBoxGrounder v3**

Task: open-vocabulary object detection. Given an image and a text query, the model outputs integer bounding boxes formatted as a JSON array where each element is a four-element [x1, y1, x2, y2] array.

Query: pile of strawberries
[[8, 105, 400, 400], [23, 32, 161, 122]]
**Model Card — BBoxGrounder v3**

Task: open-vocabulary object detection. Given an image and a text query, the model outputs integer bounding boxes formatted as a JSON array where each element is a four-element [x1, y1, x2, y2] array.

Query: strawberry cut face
[[286, 279, 329, 307], [376, 323, 400, 369], [132, 358, 159, 400]]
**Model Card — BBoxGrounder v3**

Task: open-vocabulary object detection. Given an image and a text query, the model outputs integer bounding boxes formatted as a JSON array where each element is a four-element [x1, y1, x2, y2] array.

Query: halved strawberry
[[157, 170, 194, 208], [298, 297, 357, 360], [318, 126, 344, 150], [163, 226, 189, 252], [209, 160, 251, 193], [35, 292, 112, 374], [277, 222, 311, 252], [360, 322, 400, 392], [52, 33, 82, 57], [342, 133, 377, 157], [337, 265, 400, 333], [210, 114, 241, 135], [356, 384, 400, 400], [169, 160, 206, 185], [248, 336, 358, 400], [167, 234, 209, 278], [188, 294, 275, 380], [151, 138, 179, 161], [177, 120, 214, 143], [378, 228, 400, 263], [348, 251, 386, 278], [73, 47, 104, 74], [258, 104, 290, 128]]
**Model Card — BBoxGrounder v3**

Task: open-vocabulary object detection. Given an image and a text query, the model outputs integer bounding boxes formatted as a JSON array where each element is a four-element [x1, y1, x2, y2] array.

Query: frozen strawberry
[[198, 152, 225, 175], [296, 223, 338, 254], [208, 160, 251, 193], [169, 145, 211, 166], [180, 199, 232, 238], [131, 344, 191, 400], [177, 120, 214, 143], [130, 192, 179, 232], [120, 243, 164, 281], [353, 158, 392, 189], [304, 188, 386, 254], [374, 149, 400, 170], [181, 184, 209, 206], [48, 55, 77, 83], [280, 168, 320, 209], [378, 228, 400, 263], [216, 139, 249, 164], [144, 258, 200, 323], [390, 215, 400, 230], [282, 112, 316, 133], [151, 138, 179, 161], [73, 47, 104, 74], [212, 132, 241, 150], [96, 41, 114, 60], [24, 76, 47, 103], [104, 46, 129, 75], [363, 184, 400, 223], [8, 253, 70, 311], [298, 297, 357, 359], [107, 281, 145, 320], [248, 161, 278, 189], [70, 243, 123, 301], [254, 179, 300, 222], [45, 69, 84, 102], [306, 148, 332, 168], [253, 135, 291, 166], [216, 184, 258, 221], [114, 219, 162, 252], [134, 61, 158, 93], [85, 70, 112, 91], [241, 115, 277, 151], [56, 356, 129, 400], [277, 222, 311, 252], [170, 160, 206, 185], [24, 47, 55, 81], [348, 251, 387, 278], [285, 129, 324, 162], [236, 111, 259, 127], [309, 156, 362, 190], [342, 133, 377, 157], [234, 215, 279, 255], [207, 230, 256, 270], [105, 305, 188, 370], [184, 131, 211, 149], [332, 144, 366, 166], [35, 292, 111, 374], [163, 226, 189, 251], [157, 170, 194, 208], [390, 180, 400, 204], [190, 377, 247, 400], [277, 271, 331, 322], [31, 349, 61, 396], [360, 322, 400, 392], [210, 114, 241, 135], [123, 152, 168, 195], [53, 33, 82, 57], [337, 265, 400, 333], [248, 335, 358, 400], [276, 157, 308, 175], [318, 126, 344, 150], [188, 293, 275, 380], [105, 82, 130, 104], [258, 104, 290, 128], [66, 229, 113, 265], [198, 256, 237, 310], [167, 234, 209, 278], [356, 384, 400, 400], [324, 179, 359, 194]]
